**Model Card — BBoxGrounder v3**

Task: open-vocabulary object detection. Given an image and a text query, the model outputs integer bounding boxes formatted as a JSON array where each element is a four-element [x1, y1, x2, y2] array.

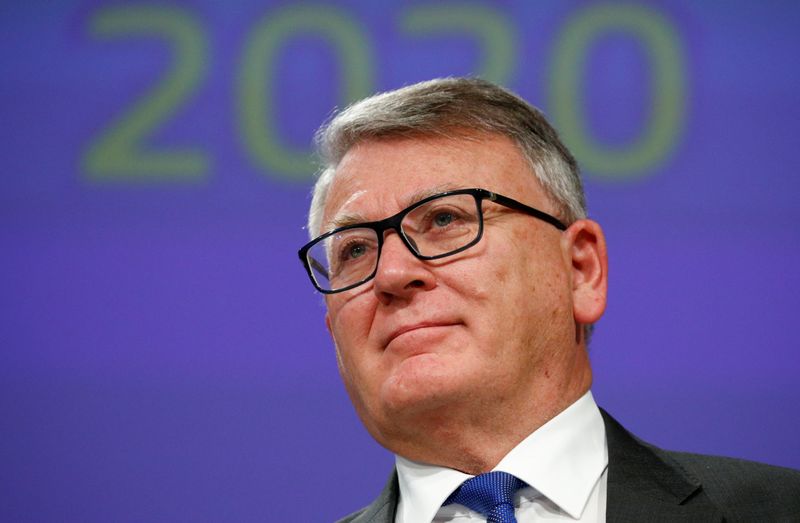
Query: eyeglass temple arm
[[308, 257, 330, 281], [488, 192, 567, 231]]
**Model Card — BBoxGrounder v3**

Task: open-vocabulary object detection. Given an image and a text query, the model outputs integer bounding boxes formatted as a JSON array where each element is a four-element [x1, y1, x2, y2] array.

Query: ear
[[561, 219, 608, 325]]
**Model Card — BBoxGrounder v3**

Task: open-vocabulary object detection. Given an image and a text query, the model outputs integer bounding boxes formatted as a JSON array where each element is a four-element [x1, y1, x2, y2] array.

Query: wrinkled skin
[[321, 134, 608, 473]]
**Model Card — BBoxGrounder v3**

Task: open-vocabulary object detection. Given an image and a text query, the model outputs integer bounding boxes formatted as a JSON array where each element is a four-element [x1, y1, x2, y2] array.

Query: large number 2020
[[83, 3, 686, 182]]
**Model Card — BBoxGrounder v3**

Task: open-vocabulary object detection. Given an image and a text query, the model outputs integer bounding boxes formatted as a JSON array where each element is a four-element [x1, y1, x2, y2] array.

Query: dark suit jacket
[[336, 410, 800, 522]]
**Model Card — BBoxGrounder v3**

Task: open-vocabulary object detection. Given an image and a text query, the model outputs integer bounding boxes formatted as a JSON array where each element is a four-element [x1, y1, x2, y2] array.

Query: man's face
[[321, 134, 581, 449]]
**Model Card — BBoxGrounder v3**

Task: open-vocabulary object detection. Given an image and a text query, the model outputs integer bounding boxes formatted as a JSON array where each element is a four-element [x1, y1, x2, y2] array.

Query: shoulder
[[335, 471, 399, 523], [601, 408, 800, 521], [336, 507, 367, 523], [659, 448, 800, 518], [335, 497, 393, 523]]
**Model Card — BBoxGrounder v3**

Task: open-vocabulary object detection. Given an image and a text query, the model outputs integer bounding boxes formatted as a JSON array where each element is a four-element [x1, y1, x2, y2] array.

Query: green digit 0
[[237, 4, 374, 180], [400, 4, 517, 85], [549, 4, 686, 178], [83, 5, 209, 180]]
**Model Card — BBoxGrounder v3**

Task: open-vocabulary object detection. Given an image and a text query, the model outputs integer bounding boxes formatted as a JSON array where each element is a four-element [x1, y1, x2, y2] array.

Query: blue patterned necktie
[[444, 471, 525, 523]]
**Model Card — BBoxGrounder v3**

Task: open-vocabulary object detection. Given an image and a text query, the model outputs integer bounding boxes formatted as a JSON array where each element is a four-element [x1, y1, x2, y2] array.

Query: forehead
[[322, 134, 546, 231]]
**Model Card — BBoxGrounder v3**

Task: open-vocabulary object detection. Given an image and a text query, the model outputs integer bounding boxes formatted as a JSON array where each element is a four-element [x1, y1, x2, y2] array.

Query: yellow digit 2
[[83, 6, 209, 180], [550, 4, 686, 178]]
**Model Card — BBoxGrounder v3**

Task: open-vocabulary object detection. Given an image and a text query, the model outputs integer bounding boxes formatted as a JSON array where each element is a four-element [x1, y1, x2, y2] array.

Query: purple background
[[2, 1, 799, 521]]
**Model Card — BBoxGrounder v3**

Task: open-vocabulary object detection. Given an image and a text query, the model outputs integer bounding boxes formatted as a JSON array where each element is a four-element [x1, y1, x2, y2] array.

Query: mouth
[[384, 321, 461, 350]]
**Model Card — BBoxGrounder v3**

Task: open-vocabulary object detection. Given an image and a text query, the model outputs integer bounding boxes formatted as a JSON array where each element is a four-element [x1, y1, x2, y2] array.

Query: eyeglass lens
[[306, 193, 481, 291]]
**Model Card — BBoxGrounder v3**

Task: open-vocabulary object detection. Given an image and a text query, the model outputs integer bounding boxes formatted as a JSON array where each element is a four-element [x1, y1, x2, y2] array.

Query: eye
[[334, 236, 375, 264], [345, 242, 367, 260], [433, 212, 454, 227]]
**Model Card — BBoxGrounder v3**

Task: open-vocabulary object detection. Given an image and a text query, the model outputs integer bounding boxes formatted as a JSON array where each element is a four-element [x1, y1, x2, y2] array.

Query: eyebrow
[[401, 183, 462, 208], [329, 212, 369, 230], [327, 183, 465, 232]]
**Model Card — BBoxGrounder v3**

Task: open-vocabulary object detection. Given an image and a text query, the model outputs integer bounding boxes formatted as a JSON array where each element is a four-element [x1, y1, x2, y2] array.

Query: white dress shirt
[[394, 391, 608, 523]]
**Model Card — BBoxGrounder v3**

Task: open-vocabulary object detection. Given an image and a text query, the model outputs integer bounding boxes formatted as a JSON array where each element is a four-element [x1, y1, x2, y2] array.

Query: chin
[[378, 353, 465, 416]]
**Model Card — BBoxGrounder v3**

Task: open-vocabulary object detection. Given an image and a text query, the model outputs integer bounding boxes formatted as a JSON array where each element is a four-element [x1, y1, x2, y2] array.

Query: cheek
[[327, 290, 373, 339], [480, 236, 570, 333], [443, 254, 523, 345], [327, 294, 379, 377]]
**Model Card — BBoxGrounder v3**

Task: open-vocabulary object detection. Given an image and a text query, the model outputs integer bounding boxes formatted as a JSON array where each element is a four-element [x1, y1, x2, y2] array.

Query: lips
[[383, 321, 461, 350]]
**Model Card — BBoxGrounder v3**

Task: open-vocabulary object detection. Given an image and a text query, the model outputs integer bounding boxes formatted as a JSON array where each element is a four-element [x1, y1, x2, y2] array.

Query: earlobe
[[564, 219, 608, 325]]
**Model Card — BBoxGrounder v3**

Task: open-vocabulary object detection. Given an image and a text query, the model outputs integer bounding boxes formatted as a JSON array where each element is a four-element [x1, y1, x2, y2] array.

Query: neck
[[380, 350, 593, 474]]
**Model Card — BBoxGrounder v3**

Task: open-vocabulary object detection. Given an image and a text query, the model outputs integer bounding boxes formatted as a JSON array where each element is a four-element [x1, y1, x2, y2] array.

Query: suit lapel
[[349, 471, 399, 523], [601, 409, 723, 522]]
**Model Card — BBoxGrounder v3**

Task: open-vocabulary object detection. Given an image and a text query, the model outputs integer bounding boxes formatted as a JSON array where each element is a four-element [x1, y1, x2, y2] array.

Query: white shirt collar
[[395, 391, 607, 522]]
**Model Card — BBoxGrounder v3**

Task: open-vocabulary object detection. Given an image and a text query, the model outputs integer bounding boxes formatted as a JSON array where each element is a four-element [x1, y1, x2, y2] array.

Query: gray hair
[[307, 77, 586, 238]]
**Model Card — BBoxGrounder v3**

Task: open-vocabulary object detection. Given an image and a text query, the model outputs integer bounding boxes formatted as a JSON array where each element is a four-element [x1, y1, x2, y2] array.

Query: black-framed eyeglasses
[[298, 187, 567, 294]]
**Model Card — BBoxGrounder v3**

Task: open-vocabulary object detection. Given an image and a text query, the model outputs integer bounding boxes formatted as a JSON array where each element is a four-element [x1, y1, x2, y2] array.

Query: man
[[298, 78, 800, 522]]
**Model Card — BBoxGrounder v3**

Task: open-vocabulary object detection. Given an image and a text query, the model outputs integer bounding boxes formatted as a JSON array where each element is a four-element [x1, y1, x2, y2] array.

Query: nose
[[373, 232, 436, 304]]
